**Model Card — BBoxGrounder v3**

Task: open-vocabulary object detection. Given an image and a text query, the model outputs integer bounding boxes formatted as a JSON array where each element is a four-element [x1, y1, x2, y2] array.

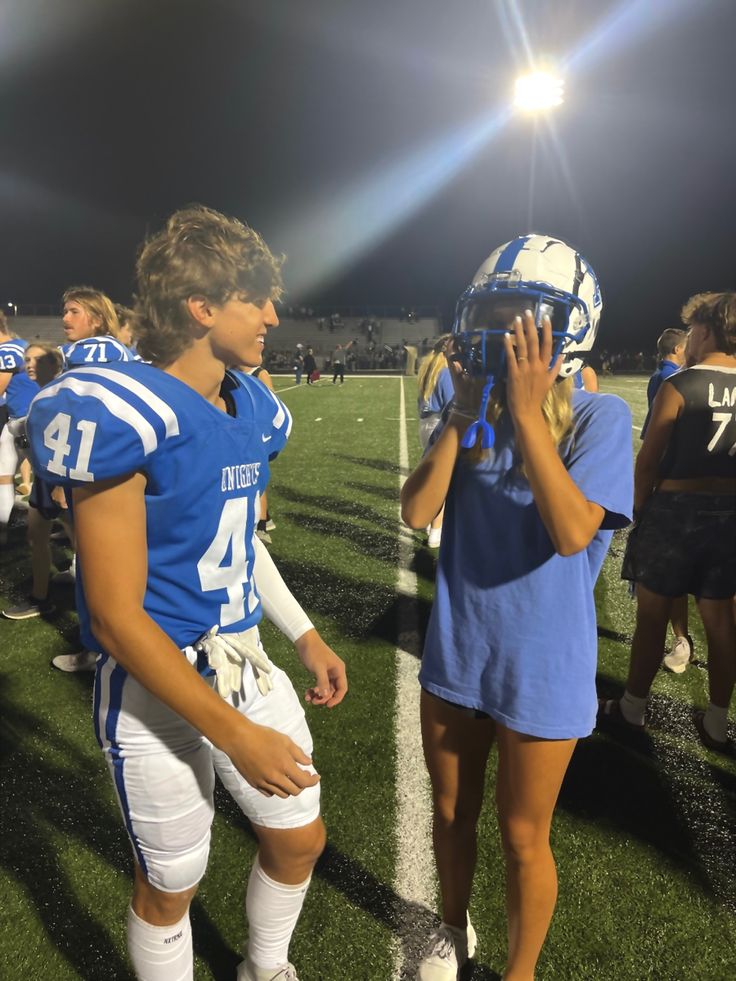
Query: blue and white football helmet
[[453, 233, 602, 380]]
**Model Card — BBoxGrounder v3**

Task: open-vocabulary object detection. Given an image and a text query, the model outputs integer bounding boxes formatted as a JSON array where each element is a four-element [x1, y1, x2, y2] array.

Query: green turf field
[[1, 374, 734, 980]]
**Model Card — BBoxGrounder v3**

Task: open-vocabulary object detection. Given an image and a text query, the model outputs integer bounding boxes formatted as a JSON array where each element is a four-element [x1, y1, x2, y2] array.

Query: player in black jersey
[[602, 292, 736, 752]]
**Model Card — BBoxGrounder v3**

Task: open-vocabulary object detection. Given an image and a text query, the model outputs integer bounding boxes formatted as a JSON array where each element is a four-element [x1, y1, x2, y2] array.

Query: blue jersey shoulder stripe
[[31, 375, 162, 455], [261, 384, 292, 437], [0, 342, 28, 364], [73, 366, 180, 439]]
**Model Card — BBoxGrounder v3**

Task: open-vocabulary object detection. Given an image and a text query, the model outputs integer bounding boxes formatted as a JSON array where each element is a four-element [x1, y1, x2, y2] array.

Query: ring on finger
[[517, 356, 528, 362]]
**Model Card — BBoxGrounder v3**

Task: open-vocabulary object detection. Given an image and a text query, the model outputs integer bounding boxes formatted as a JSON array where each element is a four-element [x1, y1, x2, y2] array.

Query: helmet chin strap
[[461, 374, 496, 450]]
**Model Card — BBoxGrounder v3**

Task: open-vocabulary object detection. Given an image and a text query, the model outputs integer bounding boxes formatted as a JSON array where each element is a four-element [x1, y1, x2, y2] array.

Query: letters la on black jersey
[[659, 366, 736, 480], [26, 361, 291, 655]]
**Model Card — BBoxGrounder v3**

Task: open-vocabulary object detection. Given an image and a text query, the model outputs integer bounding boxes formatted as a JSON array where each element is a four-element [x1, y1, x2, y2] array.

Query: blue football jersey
[[62, 335, 134, 370], [0, 338, 39, 417], [27, 361, 291, 657]]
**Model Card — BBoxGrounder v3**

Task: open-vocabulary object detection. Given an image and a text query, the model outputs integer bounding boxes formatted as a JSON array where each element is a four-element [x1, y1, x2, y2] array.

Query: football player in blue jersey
[[61, 285, 133, 368], [401, 236, 633, 981], [0, 316, 36, 545], [23, 287, 130, 617], [27, 205, 347, 981]]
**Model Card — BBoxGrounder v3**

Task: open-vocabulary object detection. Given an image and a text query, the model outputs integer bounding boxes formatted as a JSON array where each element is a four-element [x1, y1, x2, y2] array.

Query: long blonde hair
[[63, 286, 121, 339], [418, 334, 452, 403], [463, 376, 575, 468]]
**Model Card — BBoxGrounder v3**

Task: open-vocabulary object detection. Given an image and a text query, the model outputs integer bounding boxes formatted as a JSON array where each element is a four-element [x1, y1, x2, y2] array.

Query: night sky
[[1, 0, 734, 348]]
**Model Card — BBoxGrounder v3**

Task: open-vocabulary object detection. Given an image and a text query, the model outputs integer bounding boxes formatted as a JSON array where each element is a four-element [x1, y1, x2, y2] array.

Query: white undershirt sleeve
[[252, 534, 314, 643]]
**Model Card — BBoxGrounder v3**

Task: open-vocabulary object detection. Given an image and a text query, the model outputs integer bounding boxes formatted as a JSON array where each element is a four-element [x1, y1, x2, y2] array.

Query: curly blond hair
[[134, 205, 284, 366], [681, 291, 736, 355]]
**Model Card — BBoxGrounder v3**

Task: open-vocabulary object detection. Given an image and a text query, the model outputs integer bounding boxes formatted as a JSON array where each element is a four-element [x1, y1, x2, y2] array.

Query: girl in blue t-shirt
[[417, 334, 454, 548], [402, 306, 632, 980]]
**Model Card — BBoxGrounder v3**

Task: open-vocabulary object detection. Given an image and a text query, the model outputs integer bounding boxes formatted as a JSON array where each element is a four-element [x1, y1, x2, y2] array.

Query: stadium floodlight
[[6, 302, 17, 316], [514, 71, 564, 112]]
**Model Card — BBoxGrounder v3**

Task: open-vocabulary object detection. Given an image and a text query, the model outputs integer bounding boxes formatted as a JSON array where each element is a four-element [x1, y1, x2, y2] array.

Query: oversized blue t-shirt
[[26, 361, 291, 659], [419, 366, 454, 416], [420, 389, 633, 740]]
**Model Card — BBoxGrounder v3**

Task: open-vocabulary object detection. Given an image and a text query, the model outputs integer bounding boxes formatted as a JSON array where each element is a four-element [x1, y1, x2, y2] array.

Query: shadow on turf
[[565, 673, 736, 913], [265, 549, 433, 649], [0, 672, 237, 981], [277, 484, 393, 529], [344, 479, 402, 503], [335, 452, 409, 478], [0, 675, 135, 979]]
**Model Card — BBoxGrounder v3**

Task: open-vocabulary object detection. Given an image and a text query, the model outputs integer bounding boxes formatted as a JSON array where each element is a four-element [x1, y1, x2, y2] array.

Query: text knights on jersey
[[221, 462, 261, 492]]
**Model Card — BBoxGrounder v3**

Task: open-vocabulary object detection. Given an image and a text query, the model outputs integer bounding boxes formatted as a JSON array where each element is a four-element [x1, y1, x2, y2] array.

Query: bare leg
[[18, 458, 32, 495], [669, 594, 689, 641], [253, 816, 326, 884], [625, 584, 673, 697], [132, 862, 197, 925], [697, 597, 736, 709], [495, 725, 577, 981], [420, 690, 495, 928]]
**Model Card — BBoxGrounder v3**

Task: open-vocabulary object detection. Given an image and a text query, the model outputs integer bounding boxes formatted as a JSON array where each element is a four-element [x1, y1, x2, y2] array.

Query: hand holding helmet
[[503, 311, 564, 425]]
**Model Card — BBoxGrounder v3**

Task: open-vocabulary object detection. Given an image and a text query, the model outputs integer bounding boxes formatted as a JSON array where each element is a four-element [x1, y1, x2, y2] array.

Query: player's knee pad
[[139, 829, 212, 894]]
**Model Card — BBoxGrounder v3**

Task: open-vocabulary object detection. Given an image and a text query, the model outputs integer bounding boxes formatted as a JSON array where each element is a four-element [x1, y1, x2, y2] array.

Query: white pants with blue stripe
[[93, 640, 320, 894]]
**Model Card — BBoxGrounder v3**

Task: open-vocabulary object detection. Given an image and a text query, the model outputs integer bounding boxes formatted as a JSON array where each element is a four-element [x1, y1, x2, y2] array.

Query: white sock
[[620, 690, 647, 726], [245, 855, 311, 969], [0, 483, 14, 527], [127, 906, 193, 981], [704, 703, 728, 743]]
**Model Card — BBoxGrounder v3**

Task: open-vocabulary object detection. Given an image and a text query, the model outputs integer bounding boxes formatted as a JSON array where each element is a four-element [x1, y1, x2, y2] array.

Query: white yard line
[[392, 377, 436, 978]]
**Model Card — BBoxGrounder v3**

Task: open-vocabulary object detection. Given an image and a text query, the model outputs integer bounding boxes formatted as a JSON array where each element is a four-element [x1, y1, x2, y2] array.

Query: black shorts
[[29, 476, 64, 521], [622, 492, 736, 600]]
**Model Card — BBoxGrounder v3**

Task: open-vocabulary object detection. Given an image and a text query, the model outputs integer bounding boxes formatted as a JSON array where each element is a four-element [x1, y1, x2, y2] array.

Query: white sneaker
[[427, 527, 442, 549], [417, 919, 477, 980], [52, 651, 98, 673], [237, 956, 299, 981], [663, 635, 692, 674]]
